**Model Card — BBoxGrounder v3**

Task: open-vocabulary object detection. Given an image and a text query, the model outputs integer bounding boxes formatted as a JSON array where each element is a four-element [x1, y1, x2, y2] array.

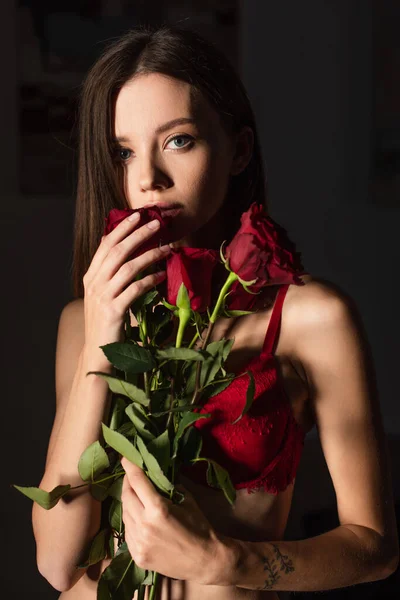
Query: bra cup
[[180, 284, 305, 495]]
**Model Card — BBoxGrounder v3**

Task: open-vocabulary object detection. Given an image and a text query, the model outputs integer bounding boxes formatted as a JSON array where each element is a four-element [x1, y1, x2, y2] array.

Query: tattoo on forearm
[[259, 544, 295, 590]]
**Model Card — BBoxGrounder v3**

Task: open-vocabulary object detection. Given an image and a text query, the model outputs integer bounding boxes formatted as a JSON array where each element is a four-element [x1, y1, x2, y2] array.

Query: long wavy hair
[[71, 24, 268, 299]]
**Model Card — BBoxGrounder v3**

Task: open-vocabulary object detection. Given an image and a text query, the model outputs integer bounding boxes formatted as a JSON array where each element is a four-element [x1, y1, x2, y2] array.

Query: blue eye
[[166, 134, 193, 150]]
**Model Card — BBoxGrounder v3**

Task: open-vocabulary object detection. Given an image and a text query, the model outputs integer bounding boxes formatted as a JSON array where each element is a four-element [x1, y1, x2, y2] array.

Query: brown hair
[[71, 24, 268, 299]]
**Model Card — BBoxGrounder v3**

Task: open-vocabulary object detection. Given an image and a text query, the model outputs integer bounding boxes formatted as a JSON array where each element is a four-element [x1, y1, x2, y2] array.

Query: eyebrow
[[114, 117, 198, 143]]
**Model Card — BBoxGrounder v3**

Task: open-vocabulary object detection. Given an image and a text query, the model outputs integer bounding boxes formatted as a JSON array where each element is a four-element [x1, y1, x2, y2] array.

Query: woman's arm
[[213, 281, 399, 591], [32, 299, 113, 592]]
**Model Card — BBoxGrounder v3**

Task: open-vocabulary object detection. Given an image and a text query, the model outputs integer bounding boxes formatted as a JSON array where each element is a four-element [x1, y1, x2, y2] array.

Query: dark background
[[1, 0, 400, 598]]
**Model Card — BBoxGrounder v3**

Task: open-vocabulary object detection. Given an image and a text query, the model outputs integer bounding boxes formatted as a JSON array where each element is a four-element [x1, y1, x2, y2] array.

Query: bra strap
[[261, 284, 290, 356]]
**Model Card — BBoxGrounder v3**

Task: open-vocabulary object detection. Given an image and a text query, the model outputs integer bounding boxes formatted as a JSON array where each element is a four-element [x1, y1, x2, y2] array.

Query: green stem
[[66, 469, 125, 492], [188, 330, 200, 349], [209, 270, 238, 324], [175, 308, 191, 348], [149, 570, 161, 600], [166, 377, 175, 430], [190, 270, 238, 406]]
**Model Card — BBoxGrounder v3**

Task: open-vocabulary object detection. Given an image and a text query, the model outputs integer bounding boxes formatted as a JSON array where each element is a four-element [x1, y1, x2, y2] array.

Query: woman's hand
[[120, 457, 234, 586], [82, 213, 171, 370]]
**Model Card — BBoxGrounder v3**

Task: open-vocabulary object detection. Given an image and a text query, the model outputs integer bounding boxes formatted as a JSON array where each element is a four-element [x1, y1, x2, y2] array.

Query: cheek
[[188, 149, 231, 207]]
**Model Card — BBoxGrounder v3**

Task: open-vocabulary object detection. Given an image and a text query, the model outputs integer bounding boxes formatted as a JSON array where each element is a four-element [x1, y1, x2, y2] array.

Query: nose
[[139, 156, 170, 192]]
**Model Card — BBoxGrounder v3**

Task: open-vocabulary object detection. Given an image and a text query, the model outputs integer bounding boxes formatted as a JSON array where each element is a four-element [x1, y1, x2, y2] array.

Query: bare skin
[[58, 273, 314, 600], [37, 66, 398, 598], [55, 72, 315, 598]]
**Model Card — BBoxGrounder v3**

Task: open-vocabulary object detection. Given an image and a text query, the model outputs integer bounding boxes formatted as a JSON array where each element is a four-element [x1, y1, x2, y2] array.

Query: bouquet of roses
[[13, 202, 307, 600]]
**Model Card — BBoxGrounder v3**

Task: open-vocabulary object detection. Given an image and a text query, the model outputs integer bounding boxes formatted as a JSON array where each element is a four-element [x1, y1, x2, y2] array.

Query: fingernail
[[147, 219, 160, 229], [127, 212, 140, 222]]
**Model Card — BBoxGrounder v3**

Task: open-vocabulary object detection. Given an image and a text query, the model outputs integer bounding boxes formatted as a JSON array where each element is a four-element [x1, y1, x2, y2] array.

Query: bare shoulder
[[282, 274, 364, 381], [286, 274, 373, 394], [285, 273, 357, 336]]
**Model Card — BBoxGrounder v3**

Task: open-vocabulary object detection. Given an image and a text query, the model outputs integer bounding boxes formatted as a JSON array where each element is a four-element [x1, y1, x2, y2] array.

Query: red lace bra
[[180, 283, 307, 495]]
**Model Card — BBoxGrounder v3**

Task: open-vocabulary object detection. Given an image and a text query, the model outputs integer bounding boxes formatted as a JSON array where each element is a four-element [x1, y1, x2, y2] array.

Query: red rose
[[224, 202, 308, 310], [103, 206, 174, 259], [166, 247, 219, 313]]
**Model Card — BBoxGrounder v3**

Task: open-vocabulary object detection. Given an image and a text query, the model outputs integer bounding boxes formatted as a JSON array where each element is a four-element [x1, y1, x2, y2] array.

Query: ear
[[229, 126, 254, 176]]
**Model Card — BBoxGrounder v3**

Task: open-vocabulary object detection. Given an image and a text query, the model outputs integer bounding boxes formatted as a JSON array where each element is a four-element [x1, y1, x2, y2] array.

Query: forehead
[[114, 73, 216, 135]]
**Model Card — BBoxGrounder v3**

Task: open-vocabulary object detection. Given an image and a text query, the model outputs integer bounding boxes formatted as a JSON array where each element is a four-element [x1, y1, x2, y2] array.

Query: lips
[[160, 207, 183, 218], [142, 202, 183, 219]]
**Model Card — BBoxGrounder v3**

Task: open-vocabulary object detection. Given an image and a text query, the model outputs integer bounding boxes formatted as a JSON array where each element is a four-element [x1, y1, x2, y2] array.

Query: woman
[[32, 24, 399, 599]]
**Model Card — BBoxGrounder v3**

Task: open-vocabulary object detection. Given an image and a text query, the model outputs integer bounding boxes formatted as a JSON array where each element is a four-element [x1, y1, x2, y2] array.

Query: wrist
[[80, 343, 114, 375], [206, 531, 243, 587]]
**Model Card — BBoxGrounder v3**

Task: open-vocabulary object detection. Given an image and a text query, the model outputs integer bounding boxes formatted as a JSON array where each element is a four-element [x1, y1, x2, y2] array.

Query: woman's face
[[113, 73, 245, 247]]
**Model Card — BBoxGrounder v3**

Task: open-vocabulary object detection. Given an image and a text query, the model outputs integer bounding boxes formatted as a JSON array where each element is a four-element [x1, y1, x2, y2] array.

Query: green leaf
[[108, 474, 123, 501], [147, 429, 171, 474], [151, 304, 172, 340], [130, 288, 159, 315], [154, 317, 174, 345], [117, 421, 137, 440], [198, 353, 220, 389], [200, 375, 235, 400], [221, 338, 235, 363], [115, 540, 128, 557], [191, 457, 236, 506], [98, 547, 146, 599], [195, 339, 233, 389], [223, 309, 255, 317], [125, 403, 156, 441], [88, 374, 150, 407], [109, 396, 127, 431], [101, 424, 143, 468], [142, 570, 154, 585], [230, 371, 256, 425], [184, 362, 199, 396], [12, 483, 71, 509], [77, 528, 108, 569], [90, 477, 115, 502], [172, 411, 211, 459], [149, 402, 203, 417], [78, 441, 110, 482], [148, 387, 169, 414], [99, 342, 155, 374], [136, 435, 174, 494], [155, 347, 205, 362], [108, 531, 115, 560], [109, 498, 123, 533], [180, 426, 203, 465], [206, 461, 221, 488]]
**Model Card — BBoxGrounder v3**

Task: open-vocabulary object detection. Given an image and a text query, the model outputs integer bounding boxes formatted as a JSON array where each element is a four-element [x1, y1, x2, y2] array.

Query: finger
[[121, 457, 162, 509], [87, 212, 141, 280], [102, 218, 162, 281], [116, 269, 167, 315], [121, 473, 143, 519], [104, 244, 169, 302]]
